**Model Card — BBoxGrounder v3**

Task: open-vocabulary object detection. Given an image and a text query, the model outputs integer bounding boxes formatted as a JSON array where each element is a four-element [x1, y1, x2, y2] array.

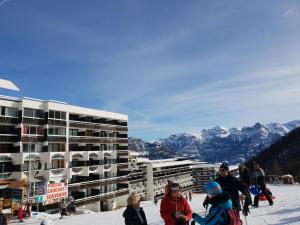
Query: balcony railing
[[69, 137, 127, 144], [69, 121, 128, 132]]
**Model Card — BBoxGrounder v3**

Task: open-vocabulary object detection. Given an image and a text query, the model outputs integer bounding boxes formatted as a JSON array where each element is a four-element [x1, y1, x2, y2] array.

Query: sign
[[35, 195, 44, 203], [35, 182, 47, 195], [46, 182, 67, 203]]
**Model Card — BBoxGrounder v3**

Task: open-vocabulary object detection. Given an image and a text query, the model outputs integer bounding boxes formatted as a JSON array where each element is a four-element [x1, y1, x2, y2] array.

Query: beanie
[[220, 163, 229, 171]]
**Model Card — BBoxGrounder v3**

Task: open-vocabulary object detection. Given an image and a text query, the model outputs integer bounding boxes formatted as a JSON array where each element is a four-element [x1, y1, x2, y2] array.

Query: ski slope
[[23, 184, 300, 225]]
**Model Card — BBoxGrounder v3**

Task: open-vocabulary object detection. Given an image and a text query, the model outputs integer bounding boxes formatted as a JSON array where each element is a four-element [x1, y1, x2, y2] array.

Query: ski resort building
[[0, 95, 129, 212], [191, 162, 216, 192]]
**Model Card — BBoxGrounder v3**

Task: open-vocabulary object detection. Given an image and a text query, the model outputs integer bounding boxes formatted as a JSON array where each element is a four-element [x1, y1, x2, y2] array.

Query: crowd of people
[[123, 161, 274, 225]]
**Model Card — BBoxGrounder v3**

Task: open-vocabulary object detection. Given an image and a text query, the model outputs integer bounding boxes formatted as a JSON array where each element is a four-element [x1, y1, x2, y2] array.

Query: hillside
[[249, 126, 300, 178]]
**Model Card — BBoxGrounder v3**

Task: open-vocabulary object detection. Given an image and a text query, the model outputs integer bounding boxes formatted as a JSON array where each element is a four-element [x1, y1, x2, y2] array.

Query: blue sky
[[0, 0, 300, 141]]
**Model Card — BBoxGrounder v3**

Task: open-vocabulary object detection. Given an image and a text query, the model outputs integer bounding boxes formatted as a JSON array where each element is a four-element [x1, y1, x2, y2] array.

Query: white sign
[[46, 182, 67, 203]]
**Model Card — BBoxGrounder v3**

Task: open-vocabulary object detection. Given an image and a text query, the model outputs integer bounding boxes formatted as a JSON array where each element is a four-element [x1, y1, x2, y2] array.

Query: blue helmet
[[205, 181, 222, 196]]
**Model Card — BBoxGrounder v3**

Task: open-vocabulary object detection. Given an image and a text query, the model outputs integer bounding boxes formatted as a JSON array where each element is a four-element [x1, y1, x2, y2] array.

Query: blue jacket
[[192, 192, 232, 225]]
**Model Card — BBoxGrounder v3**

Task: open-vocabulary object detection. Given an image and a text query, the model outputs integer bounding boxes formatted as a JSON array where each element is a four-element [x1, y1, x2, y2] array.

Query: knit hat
[[219, 163, 229, 171], [204, 181, 222, 196]]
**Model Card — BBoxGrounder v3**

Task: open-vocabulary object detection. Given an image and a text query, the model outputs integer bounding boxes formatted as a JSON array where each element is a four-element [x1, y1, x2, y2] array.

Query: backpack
[[227, 209, 242, 225]]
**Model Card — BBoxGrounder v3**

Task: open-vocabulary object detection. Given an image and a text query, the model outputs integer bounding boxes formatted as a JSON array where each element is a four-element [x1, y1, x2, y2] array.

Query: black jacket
[[123, 206, 148, 225], [239, 168, 251, 186], [215, 175, 250, 211]]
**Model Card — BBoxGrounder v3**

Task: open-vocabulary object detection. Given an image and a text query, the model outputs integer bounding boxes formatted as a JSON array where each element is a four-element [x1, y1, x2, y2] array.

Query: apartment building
[[191, 162, 216, 192], [0, 95, 129, 212], [128, 152, 147, 198], [144, 158, 194, 200]]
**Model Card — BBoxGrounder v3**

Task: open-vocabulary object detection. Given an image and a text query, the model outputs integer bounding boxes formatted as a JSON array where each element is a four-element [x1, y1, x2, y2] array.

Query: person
[[204, 163, 251, 217], [188, 192, 192, 202], [154, 198, 158, 206], [24, 200, 32, 218], [69, 200, 76, 214], [59, 199, 67, 219], [164, 179, 173, 196], [192, 181, 232, 225], [251, 162, 273, 207], [239, 164, 252, 205], [160, 183, 192, 225], [18, 202, 24, 222], [123, 194, 148, 225], [0, 210, 8, 225], [239, 164, 251, 186], [68, 196, 76, 214]]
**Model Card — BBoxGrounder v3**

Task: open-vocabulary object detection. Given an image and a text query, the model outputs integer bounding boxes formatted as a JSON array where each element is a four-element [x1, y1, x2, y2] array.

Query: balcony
[[37, 168, 67, 181], [70, 167, 89, 176], [47, 119, 67, 126], [47, 136, 66, 142], [0, 116, 19, 124], [88, 165, 104, 174], [22, 117, 45, 125], [69, 121, 128, 132], [68, 137, 127, 144], [21, 136, 44, 143], [0, 135, 18, 143], [0, 172, 23, 180]]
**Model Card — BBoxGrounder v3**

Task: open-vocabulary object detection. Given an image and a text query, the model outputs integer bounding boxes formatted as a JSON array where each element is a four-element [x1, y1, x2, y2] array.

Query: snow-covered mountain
[[129, 120, 300, 163]]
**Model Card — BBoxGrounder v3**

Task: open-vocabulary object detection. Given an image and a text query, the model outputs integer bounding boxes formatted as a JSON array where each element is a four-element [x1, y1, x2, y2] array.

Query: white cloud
[[282, 9, 295, 17]]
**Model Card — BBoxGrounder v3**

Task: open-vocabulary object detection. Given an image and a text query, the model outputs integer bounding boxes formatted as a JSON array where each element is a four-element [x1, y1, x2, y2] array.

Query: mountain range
[[129, 120, 300, 163]]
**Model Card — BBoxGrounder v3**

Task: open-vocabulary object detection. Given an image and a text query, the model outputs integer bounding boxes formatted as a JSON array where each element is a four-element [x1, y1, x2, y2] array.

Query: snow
[[23, 184, 300, 225]]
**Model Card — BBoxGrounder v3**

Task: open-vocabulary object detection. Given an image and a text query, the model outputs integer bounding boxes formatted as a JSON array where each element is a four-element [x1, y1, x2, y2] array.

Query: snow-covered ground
[[23, 184, 300, 225]]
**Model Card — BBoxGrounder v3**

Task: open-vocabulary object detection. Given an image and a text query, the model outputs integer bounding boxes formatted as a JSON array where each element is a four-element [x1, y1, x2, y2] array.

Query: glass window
[[61, 112, 66, 120], [29, 126, 36, 134], [0, 107, 5, 116], [55, 111, 60, 119], [24, 108, 33, 117], [70, 129, 78, 136], [86, 130, 93, 136], [49, 110, 54, 118], [6, 107, 18, 117], [48, 128, 54, 135], [35, 110, 44, 118]]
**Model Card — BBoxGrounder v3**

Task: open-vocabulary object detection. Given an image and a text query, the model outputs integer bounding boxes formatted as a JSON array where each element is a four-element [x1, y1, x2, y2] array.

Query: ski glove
[[242, 204, 250, 216], [203, 196, 209, 209]]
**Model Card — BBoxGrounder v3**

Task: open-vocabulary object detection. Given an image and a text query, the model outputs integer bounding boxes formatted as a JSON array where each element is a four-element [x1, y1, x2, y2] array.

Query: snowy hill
[[26, 184, 300, 225], [129, 120, 300, 163]]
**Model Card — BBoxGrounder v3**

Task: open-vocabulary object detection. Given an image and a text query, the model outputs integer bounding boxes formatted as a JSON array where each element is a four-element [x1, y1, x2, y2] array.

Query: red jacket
[[160, 195, 192, 225]]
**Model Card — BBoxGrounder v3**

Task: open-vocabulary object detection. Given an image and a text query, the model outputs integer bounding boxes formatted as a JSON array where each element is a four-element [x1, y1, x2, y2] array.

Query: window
[[24, 108, 44, 118], [86, 130, 93, 136], [29, 126, 36, 134], [69, 144, 78, 151], [49, 110, 66, 120], [49, 110, 55, 118], [48, 143, 65, 152], [6, 107, 18, 117], [85, 144, 92, 151], [0, 107, 5, 116], [35, 110, 43, 118], [23, 144, 35, 152], [24, 108, 33, 117], [69, 129, 78, 136], [48, 127, 66, 136]]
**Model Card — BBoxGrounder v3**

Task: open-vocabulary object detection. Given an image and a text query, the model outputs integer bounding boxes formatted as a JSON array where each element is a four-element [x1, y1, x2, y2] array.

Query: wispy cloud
[[283, 9, 295, 17], [0, 0, 11, 6]]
